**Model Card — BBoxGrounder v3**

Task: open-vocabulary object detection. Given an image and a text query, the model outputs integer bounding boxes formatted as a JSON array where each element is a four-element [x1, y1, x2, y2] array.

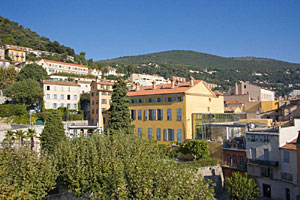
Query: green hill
[[98, 50, 300, 96]]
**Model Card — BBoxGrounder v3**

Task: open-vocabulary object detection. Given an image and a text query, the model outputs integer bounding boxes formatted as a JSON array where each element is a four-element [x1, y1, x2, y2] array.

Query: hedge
[[0, 104, 27, 117]]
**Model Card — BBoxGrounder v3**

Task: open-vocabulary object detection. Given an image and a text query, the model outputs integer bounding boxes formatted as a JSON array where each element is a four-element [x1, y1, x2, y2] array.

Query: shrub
[[225, 172, 259, 200], [0, 148, 57, 199], [54, 134, 215, 199], [178, 140, 210, 160], [0, 104, 27, 117]]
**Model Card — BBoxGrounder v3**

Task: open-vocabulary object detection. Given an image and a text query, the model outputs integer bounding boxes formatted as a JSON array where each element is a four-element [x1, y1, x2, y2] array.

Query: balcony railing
[[248, 159, 279, 167], [223, 141, 246, 150], [222, 164, 247, 170]]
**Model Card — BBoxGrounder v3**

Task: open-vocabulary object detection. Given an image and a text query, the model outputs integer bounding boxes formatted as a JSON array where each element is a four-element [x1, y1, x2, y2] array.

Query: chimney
[[189, 76, 194, 87], [136, 82, 140, 91], [152, 80, 156, 90], [171, 77, 176, 89]]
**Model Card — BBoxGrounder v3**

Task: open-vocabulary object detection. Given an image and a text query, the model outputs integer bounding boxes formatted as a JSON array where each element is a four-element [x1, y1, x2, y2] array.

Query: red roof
[[280, 139, 297, 151], [40, 59, 88, 69], [225, 101, 244, 105], [0, 59, 9, 62], [127, 80, 202, 96], [214, 91, 224, 96], [42, 80, 80, 87]]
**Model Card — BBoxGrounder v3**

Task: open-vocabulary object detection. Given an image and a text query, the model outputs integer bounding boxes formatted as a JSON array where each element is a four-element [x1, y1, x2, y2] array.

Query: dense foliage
[[40, 112, 66, 154], [0, 104, 27, 117], [98, 50, 300, 96], [225, 172, 259, 200], [0, 148, 57, 200], [178, 140, 210, 160], [3, 79, 43, 106], [17, 63, 48, 81], [54, 133, 215, 199], [0, 66, 17, 90], [108, 78, 133, 134]]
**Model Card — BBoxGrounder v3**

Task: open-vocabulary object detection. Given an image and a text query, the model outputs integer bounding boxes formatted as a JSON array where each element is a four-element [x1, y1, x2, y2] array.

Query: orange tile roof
[[42, 80, 80, 87], [225, 101, 244, 105], [127, 80, 202, 96], [280, 139, 297, 150], [0, 59, 9, 62], [214, 91, 224, 96], [41, 59, 88, 69]]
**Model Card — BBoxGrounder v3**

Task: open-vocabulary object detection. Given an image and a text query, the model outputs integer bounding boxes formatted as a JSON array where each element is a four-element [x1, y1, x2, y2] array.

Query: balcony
[[248, 159, 279, 167], [223, 141, 246, 150], [222, 164, 247, 171]]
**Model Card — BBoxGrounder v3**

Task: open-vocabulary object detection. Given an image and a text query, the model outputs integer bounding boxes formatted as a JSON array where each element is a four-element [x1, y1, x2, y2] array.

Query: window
[[138, 128, 142, 138], [73, 104, 77, 109], [163, 129, 167, 141], [138, 109, 142, 120], [149, 109, 156, 120], [261, 167, 273, 178], [54, 94, 57, 100], [67, 95, 71, 100], [251, 148, 256, 159], [177, 108, 182, 121], [177, 129, 182, 142], [227, 155, 231, 165], [46, 94, 50, 99], [207, 107, 210, 112], [148, 128, 152, 139], [131, 110, 136, 120], [101, 85, 104, 89], [102, 108, 105, 113], [177, 96, 184, 102], [157, 109, 163, 120], [156, 128, 161, 141], [46, 86, 50, 90], [92, 101, 95, 105], [91, 92, 94, 97], [61, 94, 64, 100], [283, 150, 289, 163], [68, 87, 70, 92], [96, 109, 98, 114], [209, 98, 211, 102], [167, 109, 172, 120], [264, 149, 269, 161], [244, 85, 247, 89], [168, 129, 174, 141], [232, 155, 237, 166], [144, 110, 148, 120], [281, 172, 293, 181], [102, 92, 106, 95], [106, 85, 110, 89], [239, 156, 244, 166], [138, 98, 143, 103], [60, 103, 64, 107], [67, 104, 71, 109], [54, 86, 56, 91], [53, 103, 57, 109], [74, 95, 78, 100], [101, 99, 107, 104], [157, 97, 162, 102]]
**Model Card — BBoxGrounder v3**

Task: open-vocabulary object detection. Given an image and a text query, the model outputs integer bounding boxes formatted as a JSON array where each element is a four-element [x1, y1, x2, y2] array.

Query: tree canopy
[[3, 79, 43, 106], [0, 66, 17, 90], [17, 63, 48, 81], [108, 78, 133, 134]]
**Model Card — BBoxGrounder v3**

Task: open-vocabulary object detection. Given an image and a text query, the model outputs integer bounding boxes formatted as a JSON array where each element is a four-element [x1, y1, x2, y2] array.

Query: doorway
[[263, 184, 271, 198]]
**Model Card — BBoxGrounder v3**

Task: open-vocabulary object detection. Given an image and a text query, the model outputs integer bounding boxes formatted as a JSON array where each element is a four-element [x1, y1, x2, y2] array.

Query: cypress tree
[[40, 112, 66, 153], [108, 77, 133, 134]]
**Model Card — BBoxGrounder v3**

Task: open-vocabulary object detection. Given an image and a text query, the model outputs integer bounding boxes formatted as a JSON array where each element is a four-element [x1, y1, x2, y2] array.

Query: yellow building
[[89, 79, 115, 130], [127, 77, 224, 144], [6, 47, 26, 63]]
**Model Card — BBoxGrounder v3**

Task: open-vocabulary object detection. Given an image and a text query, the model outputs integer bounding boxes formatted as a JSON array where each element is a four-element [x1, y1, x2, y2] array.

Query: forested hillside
[[98, 50, 300, 96]]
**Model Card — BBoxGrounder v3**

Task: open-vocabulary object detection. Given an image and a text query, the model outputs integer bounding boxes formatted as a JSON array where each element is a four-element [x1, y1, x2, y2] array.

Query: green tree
[[14, 130, 26, 146], [3, 130, 15, 148], [0, 66, 17, 90], [54, 133, 215, 199], [3, 79, 43, 107], [40, 112, 66, 154], [225, 172, 259, 200], [108, 78, 133, 134], [178, 140, 210, 160], [26, 128, 37, 150], [17, 63, 48, 81], [0, 147, 57, 200]]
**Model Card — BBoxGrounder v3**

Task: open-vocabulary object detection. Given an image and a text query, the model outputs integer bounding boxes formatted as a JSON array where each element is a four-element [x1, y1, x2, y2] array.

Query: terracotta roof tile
[[280, 139, 297, 150], [42, 80, 80, 87], [127, 80, 202, 96], [40, 59, 88, 69], [225, 101, 244, 105]]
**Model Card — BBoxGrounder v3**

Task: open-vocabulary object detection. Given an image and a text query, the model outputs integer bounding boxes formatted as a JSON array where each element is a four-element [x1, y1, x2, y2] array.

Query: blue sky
[[1, 0, 300, 62]]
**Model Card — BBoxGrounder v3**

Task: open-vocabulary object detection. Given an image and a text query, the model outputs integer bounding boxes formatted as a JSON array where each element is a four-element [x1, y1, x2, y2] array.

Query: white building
[[88, 68, 102, 77], [246, 119, 300, 199], [129, 73, 170, 86], [37, 59, 88, 75], [0, 59, 10, 67], [42, 80, 81, 110]]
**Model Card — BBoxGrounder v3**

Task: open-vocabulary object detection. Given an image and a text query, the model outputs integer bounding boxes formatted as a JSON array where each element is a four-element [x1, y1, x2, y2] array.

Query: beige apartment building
[[129, 73, 170, 86], [37, 59, 88, 75], [0, 47, 5, 60], [89, 79, 115, 129], [42, 80, 80, 110], [6, 47, 26, 63]]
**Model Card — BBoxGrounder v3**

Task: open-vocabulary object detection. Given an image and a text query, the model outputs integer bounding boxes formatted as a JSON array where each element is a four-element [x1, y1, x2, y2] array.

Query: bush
[[225, 172, 259, 200], [0, 148, 57, 199], [0, 104, 27, 117], [54, 134, 215, 199], [178, 140, 210, 160]]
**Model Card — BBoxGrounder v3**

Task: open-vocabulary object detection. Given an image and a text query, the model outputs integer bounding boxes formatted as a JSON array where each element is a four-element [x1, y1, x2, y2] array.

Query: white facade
[[77, 81, 91, 94], [42, 80, 81, 110], [88, 68, 102, 77], [0, 48, 5, 59], [129, 73, 170, 86], [37, 59, 88, 75], [246, 119, 300, 199], [0, 59, 10, 67]]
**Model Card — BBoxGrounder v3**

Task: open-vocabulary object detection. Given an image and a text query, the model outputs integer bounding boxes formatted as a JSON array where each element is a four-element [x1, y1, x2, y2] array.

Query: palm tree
[[26, 128, 37, 150], [15, 130, 26, 146], [3, 130, 15, 147]]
